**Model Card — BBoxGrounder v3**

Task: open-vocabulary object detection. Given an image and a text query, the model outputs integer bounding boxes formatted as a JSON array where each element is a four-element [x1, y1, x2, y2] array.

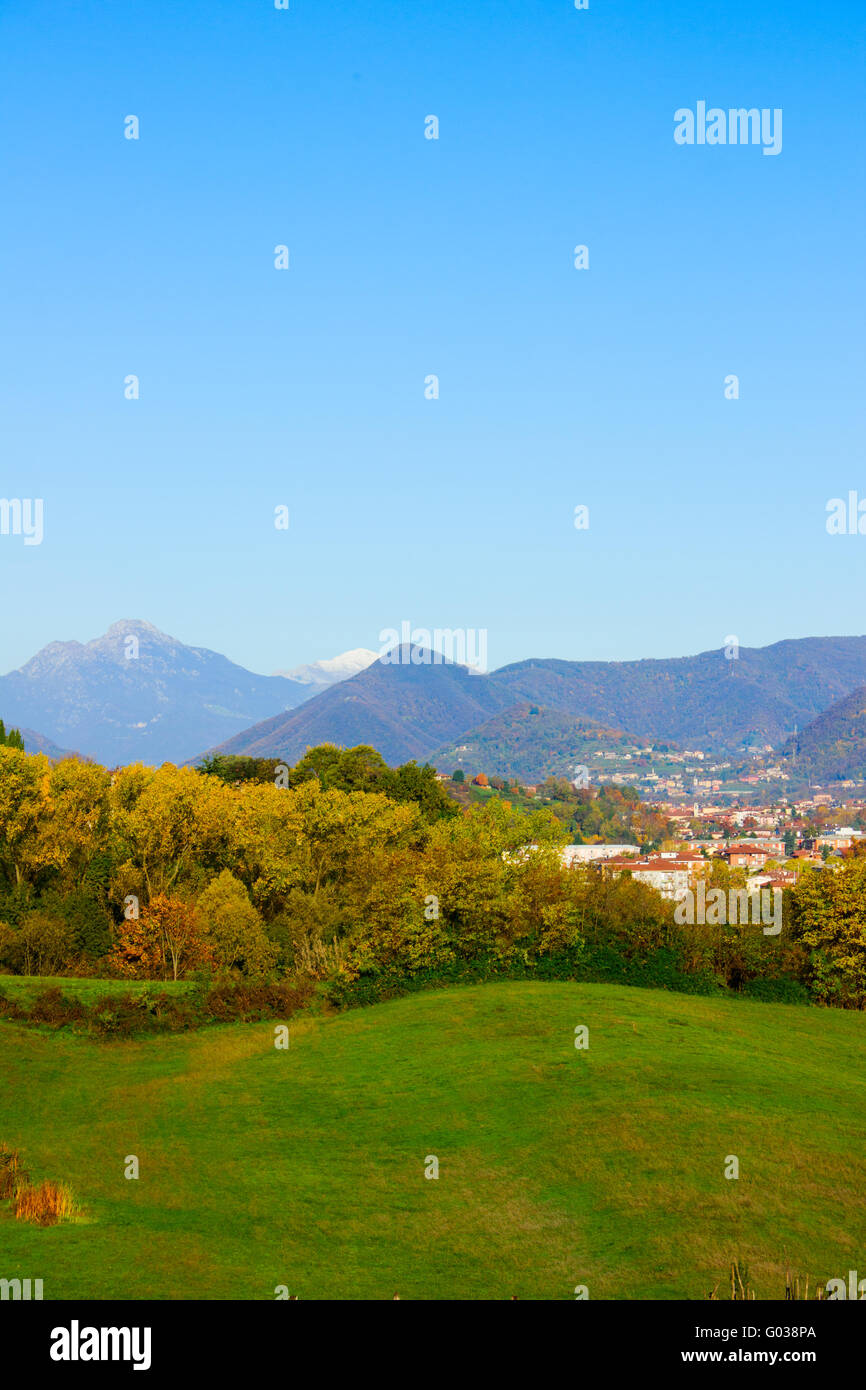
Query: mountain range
[[4, 623, 866, 780], [490, 639, 866, 752], [206, 635, 866, 779]]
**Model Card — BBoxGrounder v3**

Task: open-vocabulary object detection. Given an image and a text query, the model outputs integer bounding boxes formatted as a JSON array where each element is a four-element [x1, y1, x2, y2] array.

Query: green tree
[[0, 720, 24, 750], [197, 871, 277, 977]]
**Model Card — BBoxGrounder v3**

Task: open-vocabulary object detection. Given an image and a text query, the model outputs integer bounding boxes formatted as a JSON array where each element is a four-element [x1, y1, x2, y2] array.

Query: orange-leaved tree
[[111, 893, 211, 980]]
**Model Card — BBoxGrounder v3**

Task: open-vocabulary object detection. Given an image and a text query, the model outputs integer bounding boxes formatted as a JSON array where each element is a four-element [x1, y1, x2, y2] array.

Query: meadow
[[2, 980, 865, 1300], [0, 977, 195, 1006]]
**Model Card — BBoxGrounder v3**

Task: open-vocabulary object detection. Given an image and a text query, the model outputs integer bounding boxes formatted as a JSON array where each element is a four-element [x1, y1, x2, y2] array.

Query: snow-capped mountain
[[273, 648, 379, 689]]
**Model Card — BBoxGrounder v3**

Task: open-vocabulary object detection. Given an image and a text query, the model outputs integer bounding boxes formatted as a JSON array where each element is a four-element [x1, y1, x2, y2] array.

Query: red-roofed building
[[722, 844, 772, 870]]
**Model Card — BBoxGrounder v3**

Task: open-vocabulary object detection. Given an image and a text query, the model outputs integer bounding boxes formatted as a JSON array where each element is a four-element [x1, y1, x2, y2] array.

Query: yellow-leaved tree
[[790, 860, 866, 1008], [0, 746, 51, 888]]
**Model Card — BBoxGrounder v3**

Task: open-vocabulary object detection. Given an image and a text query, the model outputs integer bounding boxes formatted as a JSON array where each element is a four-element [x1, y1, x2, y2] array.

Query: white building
[[601, 857, 693, 900], [561, 844, 642, 865]]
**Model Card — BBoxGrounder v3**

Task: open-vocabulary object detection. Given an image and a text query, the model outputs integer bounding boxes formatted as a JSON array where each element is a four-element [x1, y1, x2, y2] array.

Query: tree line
[[0, 742, 862, 1008]]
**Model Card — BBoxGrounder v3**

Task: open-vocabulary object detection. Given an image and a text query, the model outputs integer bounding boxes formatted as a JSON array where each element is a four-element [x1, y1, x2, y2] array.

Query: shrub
[[27, 987, 86, 1026], [267, 887, 346, 975], [87, 993, 152, 1036], [41, 889, 114, 959], [0, 978, 313, 1037], [740, 976, 811, 1005], [0, 1142, 78, 1226], [202, 979, 313, 1023], [0, 987, 25, 1021]]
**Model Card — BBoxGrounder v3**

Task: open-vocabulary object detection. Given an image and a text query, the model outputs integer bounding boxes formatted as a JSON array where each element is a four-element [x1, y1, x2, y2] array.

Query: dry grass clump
[[707, 1260, 823, 1301], [12, 1179, 77, 1226], [0, 1142, 78, 1225]]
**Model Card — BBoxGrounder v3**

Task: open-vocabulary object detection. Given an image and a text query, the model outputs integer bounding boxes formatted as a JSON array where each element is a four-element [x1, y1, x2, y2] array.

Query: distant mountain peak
[[274, 647, 379, 688], [103, 618, 166, 640]]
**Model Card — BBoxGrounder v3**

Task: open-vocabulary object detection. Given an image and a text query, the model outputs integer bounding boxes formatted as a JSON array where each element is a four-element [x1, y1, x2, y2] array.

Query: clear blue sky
[[1, 0, 863, 676]]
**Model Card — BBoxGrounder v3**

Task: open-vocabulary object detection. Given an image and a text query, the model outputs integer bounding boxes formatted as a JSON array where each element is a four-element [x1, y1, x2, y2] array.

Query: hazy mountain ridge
[[6, 625, 866, 774], [17, 728, 80, 760], [493, 638, 866, 750], [0, 620, 313, 767]]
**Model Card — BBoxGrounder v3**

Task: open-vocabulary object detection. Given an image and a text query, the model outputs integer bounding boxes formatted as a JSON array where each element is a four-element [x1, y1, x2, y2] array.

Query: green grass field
[[2, 981, 865, 1300], [0, 976, 195, 1005]]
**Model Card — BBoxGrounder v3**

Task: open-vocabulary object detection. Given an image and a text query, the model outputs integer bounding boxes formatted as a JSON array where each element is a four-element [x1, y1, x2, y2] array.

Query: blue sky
[[0, 0, 863, 676]]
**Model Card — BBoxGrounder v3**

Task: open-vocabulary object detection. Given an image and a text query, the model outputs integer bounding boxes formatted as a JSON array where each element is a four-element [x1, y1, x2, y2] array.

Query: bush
[[28, 987, 85, 1025], [0, 1142, 78, 1226], [0, 912, 75, 975], [197, 872, 278, 977], [0, 989, 25, 1021], [324, 945, 722, 1010], [202, 980, 313, 1023], [739, 976, 811, 1005]]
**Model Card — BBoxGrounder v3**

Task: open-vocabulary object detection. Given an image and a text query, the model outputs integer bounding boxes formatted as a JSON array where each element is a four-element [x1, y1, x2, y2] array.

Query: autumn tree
[[109, 764, 242, 898], [36, 759, 111, 889]]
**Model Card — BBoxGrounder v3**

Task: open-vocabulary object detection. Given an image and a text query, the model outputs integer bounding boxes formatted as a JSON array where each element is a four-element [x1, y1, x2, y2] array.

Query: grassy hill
[[432, 701, 636, 781], [2, 981, 864, 1300]]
